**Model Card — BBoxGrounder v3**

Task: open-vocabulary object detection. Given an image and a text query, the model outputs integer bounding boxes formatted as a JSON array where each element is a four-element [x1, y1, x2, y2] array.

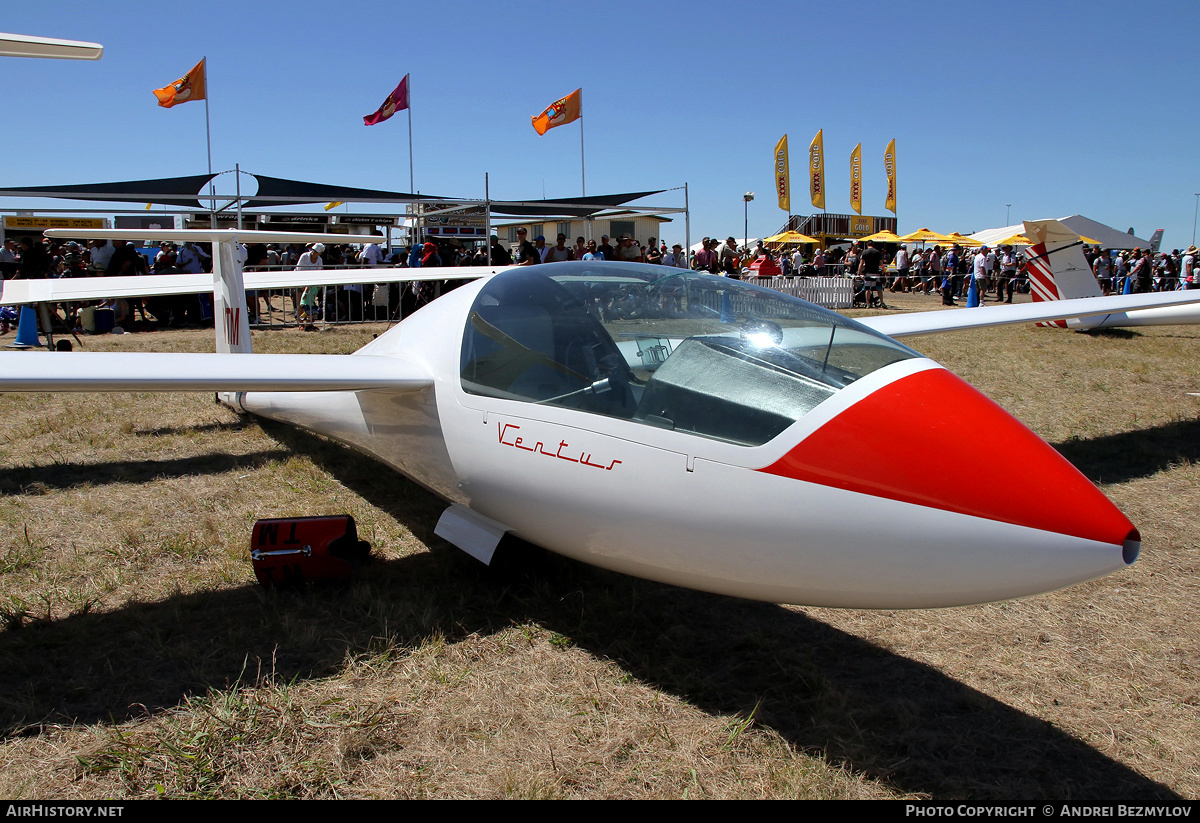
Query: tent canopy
[[971, 216, 1149, 250], [488, 190, 666, 218], [0, 173, 665, 218], [243, 175, 437, 208], [0, 175, 219, 208]]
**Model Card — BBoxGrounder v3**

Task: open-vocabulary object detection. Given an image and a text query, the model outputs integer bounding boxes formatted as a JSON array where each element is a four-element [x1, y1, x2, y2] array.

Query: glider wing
[[859, 289, 1200, 338], [0, 352, 430, 393]]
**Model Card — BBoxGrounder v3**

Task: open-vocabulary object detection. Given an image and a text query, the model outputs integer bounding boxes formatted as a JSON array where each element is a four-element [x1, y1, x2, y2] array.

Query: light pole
[[743, 192, 754, 252], [1006, 204, 1012, 225]]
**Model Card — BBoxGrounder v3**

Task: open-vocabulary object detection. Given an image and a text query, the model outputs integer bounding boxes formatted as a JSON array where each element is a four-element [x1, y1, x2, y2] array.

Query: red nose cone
[[761, 368, 1135, 547]]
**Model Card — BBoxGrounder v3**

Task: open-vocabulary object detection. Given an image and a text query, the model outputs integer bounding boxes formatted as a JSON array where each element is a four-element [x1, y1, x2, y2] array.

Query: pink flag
[[363, 74, 409, 126]]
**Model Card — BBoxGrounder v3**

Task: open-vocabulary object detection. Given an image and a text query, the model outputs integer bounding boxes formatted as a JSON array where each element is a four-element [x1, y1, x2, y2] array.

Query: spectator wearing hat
[[998, 245, 1019, 302], [719, 237, 740, 275], [296, 243, 325, 328], [1183, 246, 1197, 289], [616, 235, 642, 263], [662, 243, 686, 268]]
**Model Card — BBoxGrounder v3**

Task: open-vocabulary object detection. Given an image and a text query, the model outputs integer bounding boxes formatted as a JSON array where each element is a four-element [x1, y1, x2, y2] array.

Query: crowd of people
[[4, 226, 1195, 335]]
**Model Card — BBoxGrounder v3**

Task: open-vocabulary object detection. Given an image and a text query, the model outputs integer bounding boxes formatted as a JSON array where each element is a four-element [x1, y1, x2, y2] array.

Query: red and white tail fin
[[1023, 220, 1102, 327]]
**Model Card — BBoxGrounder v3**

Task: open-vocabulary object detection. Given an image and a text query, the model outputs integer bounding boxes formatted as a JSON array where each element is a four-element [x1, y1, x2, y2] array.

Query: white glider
[[3, 227, 1195, 609]]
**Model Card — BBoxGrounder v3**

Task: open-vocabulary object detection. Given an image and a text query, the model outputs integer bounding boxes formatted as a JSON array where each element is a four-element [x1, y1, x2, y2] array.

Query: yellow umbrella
[[944, 232, 982, 247], [763, 230, 820, 246], [993, 233, 1033, 247], [859, 229, 901, 244], [897, 227, 953, 244]]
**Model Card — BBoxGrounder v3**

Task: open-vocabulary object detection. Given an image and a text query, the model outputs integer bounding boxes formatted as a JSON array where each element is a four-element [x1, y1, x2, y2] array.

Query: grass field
[[0, 291, 1197, 799]]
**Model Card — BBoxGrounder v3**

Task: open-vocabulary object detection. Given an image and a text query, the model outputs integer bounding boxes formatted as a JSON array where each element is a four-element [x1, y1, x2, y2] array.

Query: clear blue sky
[[3, 0, 1198, 248]]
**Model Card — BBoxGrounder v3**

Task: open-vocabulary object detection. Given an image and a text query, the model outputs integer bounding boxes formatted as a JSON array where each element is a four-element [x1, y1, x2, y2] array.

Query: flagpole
[[407, 74, 417, 249], [204, 56, 215, 228], [684, 182, 691, 265], [580, 94, 589, 241], [406, 73, 414, 194]]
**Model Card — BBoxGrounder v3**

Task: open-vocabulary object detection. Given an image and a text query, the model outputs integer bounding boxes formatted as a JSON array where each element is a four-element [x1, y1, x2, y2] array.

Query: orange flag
[[531, 89, 582, 135], [153, 59, 206, 108]]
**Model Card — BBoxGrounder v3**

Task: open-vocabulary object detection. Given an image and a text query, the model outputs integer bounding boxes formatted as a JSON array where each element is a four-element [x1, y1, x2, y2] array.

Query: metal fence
[[749, 275, 854, 309], [247, 265, 866, 328], [249, 262, 1048, 329], [246, 264, 426, 329]]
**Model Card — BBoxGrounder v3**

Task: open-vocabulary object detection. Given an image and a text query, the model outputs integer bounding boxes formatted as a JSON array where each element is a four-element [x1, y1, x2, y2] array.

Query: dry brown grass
[[0, 301, 1197, 799]]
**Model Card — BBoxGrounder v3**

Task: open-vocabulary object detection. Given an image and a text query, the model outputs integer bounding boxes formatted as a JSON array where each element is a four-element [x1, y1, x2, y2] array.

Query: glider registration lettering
[[498, 421, 623, 471], [224, 307, 241, 347]]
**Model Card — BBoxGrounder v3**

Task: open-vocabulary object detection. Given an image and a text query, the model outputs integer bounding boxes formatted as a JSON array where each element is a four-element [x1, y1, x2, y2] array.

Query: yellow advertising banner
[[774, 134, 790, 213], [849, 216, 873, 236], [849, 143, 863, 215], [3, 216, 104, 230], [809, 130, 824, 210], [884, 139, 897, 214]]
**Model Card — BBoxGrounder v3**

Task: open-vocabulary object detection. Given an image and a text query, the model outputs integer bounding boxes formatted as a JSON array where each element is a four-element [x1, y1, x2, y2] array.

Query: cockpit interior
[[461, 263, 917, 446]]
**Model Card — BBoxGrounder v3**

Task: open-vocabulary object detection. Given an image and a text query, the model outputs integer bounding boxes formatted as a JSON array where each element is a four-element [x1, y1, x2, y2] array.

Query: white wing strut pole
[[213, 238, 251, 354]]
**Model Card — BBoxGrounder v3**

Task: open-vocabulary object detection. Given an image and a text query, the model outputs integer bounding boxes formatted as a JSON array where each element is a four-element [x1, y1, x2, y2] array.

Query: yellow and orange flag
[[884, 139, 897, 213], [153, 59, 206, 108], [774, 134, 790, 213], [809, 130, 825, 210], [531, 89, 582, 135], [849, 143, 863, 215]]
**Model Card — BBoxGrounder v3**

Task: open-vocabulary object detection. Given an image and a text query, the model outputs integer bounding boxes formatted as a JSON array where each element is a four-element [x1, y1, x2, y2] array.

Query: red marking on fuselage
[[497, 421, 622, 471], [759, 368, 1134, 546]]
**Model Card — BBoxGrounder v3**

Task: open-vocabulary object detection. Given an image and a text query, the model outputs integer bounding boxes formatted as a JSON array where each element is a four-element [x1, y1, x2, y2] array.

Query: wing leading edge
[[0, 352, 431, 393], [858, 289, 1200, 338]]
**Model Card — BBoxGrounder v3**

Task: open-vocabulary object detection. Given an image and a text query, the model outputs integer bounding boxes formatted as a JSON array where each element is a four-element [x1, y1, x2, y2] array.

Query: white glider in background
[[1015, 219, 1200, 331], [5, 227, 1198, 609]]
